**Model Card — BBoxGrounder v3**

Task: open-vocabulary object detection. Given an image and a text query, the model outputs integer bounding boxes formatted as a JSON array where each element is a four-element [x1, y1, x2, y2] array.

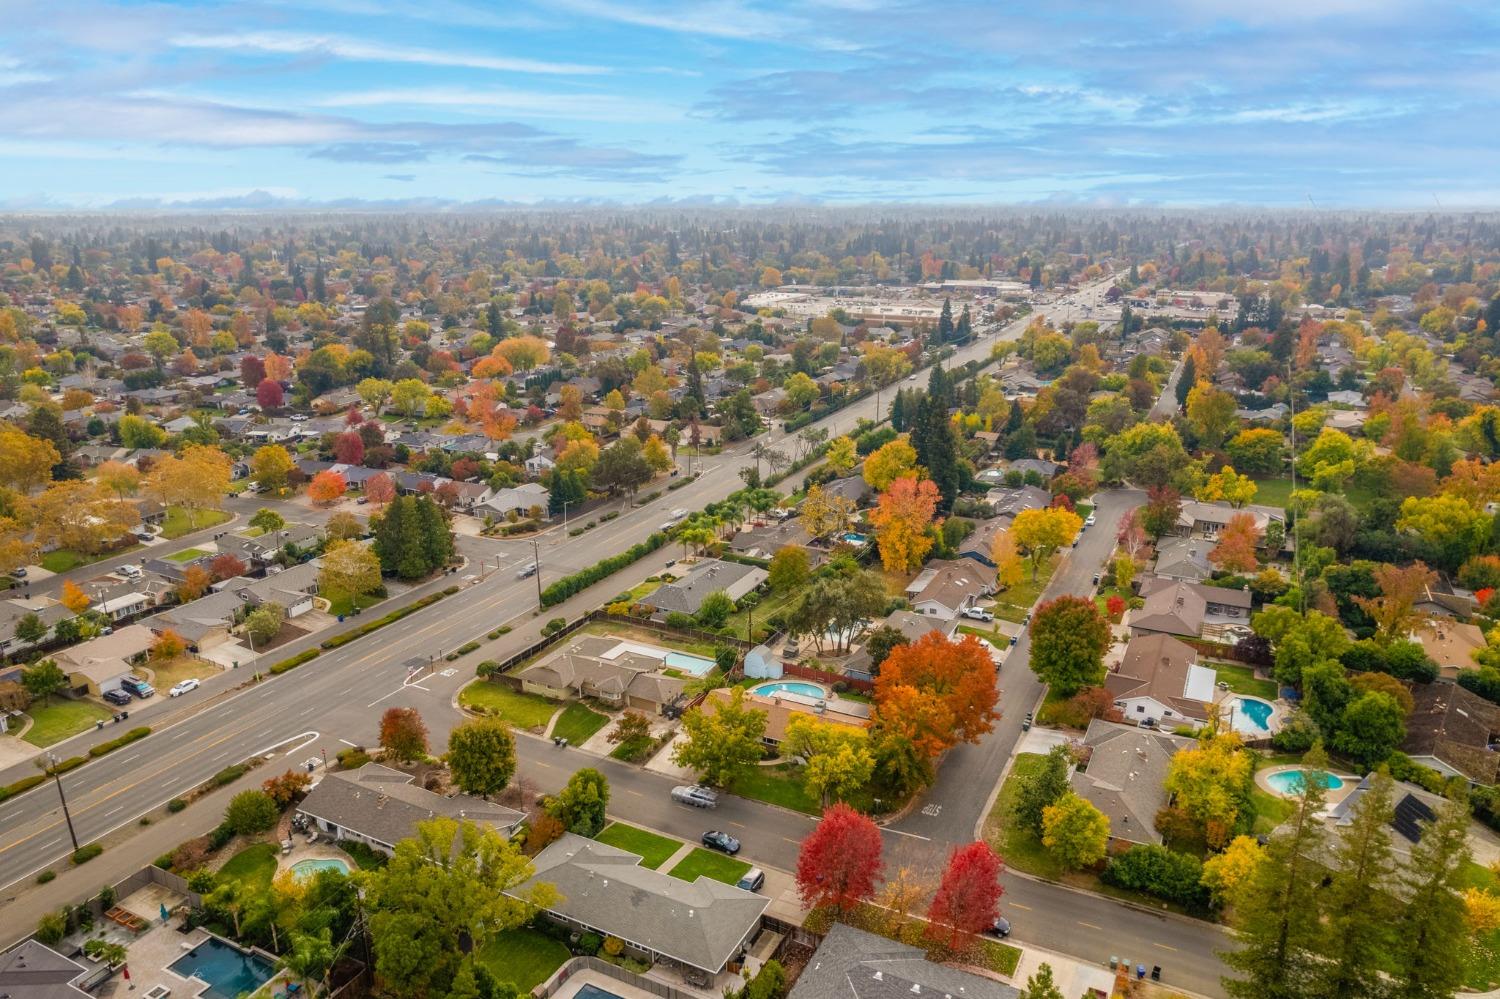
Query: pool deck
[[1256, 764, 1359, 807], [1213, 690, 1289, 736], [278, 840, 356, 876]]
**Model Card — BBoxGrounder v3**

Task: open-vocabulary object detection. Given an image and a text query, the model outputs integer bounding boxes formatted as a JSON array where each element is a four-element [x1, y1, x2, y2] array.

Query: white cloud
[[312, 86, 682, 121], [168, 31, 608, 75]]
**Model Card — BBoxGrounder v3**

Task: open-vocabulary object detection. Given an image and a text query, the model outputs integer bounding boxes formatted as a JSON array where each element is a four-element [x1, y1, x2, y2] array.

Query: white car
[[962, 607, 995, 622], [169, 679, 200, 697], [1084, 512, 1097, 527], [669, 508, 689, 520]]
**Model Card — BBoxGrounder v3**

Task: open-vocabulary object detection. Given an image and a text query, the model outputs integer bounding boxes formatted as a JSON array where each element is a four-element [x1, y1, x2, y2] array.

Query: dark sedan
[[701, 830, 741, 855]]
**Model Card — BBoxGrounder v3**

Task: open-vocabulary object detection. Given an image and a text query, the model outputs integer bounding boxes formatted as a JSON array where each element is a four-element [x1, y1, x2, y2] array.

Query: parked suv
[[671, 785, 719, 809], [102, 688, 133, 706], [120, 676, 154, 699], [736, 867, 765, 892]]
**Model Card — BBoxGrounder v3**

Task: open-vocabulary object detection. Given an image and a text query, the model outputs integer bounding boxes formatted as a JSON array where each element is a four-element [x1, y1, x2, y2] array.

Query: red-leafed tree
[[308, 469, 347, 506], [333, 431, 365, 465], [379, 707, 429, 762], [240, 355, 266, 390], [344, 404, 363, 427], [1209, 511, 1261, 573], [256, 378, 284, 410], [365, 472, 396, 506], [209, 553, 248, 582], [926, 841, 1004, 948], [795, 803, 884, 913]]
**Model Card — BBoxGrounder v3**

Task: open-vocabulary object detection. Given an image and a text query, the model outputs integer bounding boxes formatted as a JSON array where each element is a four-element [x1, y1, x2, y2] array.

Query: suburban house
[[1152, 537, 1213, 582], [476, 482, 549, 519], [705, 686, 869, 746], [729, 519, 816, 561], [788, 924, 1019, 999], [1131, 579, 1252, 640], [1105, 633, 1217, 728], [643, 559, 767, 619], [1322, 773, 1450, 861], [1071, 720, 1196, 846], [0, 599, 72, 657], [1402, 682, 1500, 784], [955, 516, 1011, 567], [819, 475, 872, 508], [904, 559, 994, 619], [1173, 500, 1287, 545], [510, 833, 769, 978], [982, 484, 1051, 523], [0, 940, 93, 999], [516, 653, 688, 715], [882, 609, 960, 644], [1413, 620, 1487, 677], [52, 624, 156, 697], [295, 763, 524, 853]]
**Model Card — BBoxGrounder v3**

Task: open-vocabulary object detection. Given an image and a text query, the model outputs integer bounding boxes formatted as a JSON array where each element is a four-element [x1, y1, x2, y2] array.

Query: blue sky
[[1, 0, 1497, 208]]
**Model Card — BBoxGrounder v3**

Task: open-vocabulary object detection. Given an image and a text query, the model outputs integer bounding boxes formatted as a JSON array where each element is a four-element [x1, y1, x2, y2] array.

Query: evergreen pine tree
[[1175, 354, 1196, 407], [312, 262, 327, 302], [890, 389, 906, 432], [937, 298, 954, 343], [686, 352, 705, 414], [1220, 745, 1330, 999], [1315, 769, 1398, 999], [1391, 795, 1473, 999], [487, 301, 502, 337], [956, 305, 972, 344]]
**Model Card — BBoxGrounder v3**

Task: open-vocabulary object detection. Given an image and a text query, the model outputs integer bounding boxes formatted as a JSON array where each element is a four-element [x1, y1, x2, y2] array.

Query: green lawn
[[595, 822, 681, 870], [732, 764, 821, 815], [1212, 662, 1277, 699], [162, 507, 232, 540], [458, 681, 560, 732], [1461, 863, 1500, 990], [551, 703, 609, 744], [327, 592, 383, 617], [727, 586, 799, 643], [609, 734, 659, 762], [1252, 476, 1376, 512], [668, 848, 751, 885], [217, 843, 278, 893], [164, 547, 210, 563], [21, 699, 115, 747], [991, 553, 1060, 623], [476, 928, 570, 992], [40, 546, 141, 573]]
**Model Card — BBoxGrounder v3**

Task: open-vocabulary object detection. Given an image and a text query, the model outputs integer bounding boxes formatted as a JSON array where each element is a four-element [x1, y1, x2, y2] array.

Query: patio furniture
[[281, 839, 293, 854], [104, 906, 149, 933]]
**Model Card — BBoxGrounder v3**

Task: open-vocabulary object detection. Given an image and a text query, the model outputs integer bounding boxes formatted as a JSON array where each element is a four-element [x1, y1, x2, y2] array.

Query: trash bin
[[1151, 966, 1161, 982]]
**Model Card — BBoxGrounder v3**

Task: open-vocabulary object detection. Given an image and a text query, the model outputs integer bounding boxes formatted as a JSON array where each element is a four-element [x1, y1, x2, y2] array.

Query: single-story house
[[1152, 537, 1213, 582], [1413, 620, 1487, 678], [983, 485, 1052, 522], [704, 686, 868, 746], [729, 520, 817, 561], [476, 482, 549, 518], [296, 763, 524, 853], [789, 923, 1019, 999], [1402, 682, 1500, 784], [510, 833, 769, 976], [1105, 632, 1217, 728], [1138, 578, 1253, 621], [1173, 500, 1287, 545], [52, 624, 156, 697], [1072, 719, 1196, 846], [880, 609, 959, 644], [1322, 773, 1451, 861], [955, 516, 1011, 568], [643, 559, 767, 618], [517, 654, 688, 715], [905, 559, 994, 619], [0, 940, 93, 999]]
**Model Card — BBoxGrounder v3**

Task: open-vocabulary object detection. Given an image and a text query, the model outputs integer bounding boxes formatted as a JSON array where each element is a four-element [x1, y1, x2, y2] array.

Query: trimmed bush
[[167, 798, 187, 813], [71, 844, 103, 865], [89, 726, 151, 758], [336, 746, 371, 770], [321, 591, 449, 649], [211, 763, 250, 787], [36, 870, 55, 884], [154, 853, 174, 870], [207, 822, 235, 851], [1102, 844, 1208, 908], [542, 618, 567, 637], [445, 640, 481, 662], [224, 789, 279, 835], [0, 774, 47, 804], [269, 649, 320, 675], [541, 532, 668, 607]]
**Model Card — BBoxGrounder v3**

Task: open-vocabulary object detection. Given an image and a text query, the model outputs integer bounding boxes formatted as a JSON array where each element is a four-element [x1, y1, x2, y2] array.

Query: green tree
[[1314, 769, 1397, 999], [374, 495, 454, 579], [1018, 963, 1065, 999], [1016, 745, 1073, 836], [767, 546, 810, 593], [280, 930, 337, 996], [673, 687, 767, 788], [1331, 692, 1406, 769], [1010, 506, 1082, 580], [547, 768, 609, 836], [21, 658, 66, 704], [1220, 746, 1331, 999], [224, 789, 279, 835], [1390, 796, 1473, 999], [783, 715, 875, 805], [446, 717, 517, 798], [1028, 595, 1109, 696], [695, 590, 734, 629], [244, 603, 286, 646], [249, 507, 286, 533], [864, 624, 908, 674], [1041, 791, 1110, 870]]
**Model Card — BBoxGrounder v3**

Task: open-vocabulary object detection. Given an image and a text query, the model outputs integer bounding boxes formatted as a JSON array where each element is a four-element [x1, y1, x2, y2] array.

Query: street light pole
[[43, 753, 80, 853], [530, 539, 542, 610]]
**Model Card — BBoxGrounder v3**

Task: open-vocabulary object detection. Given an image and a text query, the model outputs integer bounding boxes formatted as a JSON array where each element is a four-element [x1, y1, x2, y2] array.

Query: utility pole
[[530, 539, 542, 610], [1287, 361, 1304, 613], [41, 753, 79, 853]]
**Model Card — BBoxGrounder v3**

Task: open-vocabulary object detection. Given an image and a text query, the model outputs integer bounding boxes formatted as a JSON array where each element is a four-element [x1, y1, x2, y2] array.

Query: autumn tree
[[862, 436, 918, 491], [251, 444, 295, 493], [795, 803, 883, 913], [1164, 732, 1253, 848], [59, 579, 91, 614], [874, 633, 1000, 760], [210, 553, 248, 581], [990, 529, 1025, 589], [151, 629, 186, 661], [380, 707, 429, 762], [1141, 485, 1182, 540], [673, 688, 767, 788], [307, 470, 347, 506], [146, 444, 232, 514], [825, 436, 858, 476], [871, 476, 939, 572], [782, 715, 875, 805], [0, 425, 61, 492], [95, 460, 141, 500], [1201, 836, 1264, 910], [320, 540, 383, 609], [1197, 466, 1258, 508], [445, 717, 517, 798], [1355, 561, 1437, 643], [30, 480, 139, 554], [1186, 385, 1239, 450], [256, 378, 285, 410], [1028, 595, 1110, 696], [926, 842, 1004, 948], [1041, 792, 1110, 870], [177, 565, 212, 602], [1210, 512, 1261, 573], [1010, 506, 1081, 580], [365, 472, 396, 506], [798, 484, 856, 541]]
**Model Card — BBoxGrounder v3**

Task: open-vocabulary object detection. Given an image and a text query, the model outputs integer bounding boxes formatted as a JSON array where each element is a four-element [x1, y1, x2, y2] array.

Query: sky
[[0, 0, 1497, 209]]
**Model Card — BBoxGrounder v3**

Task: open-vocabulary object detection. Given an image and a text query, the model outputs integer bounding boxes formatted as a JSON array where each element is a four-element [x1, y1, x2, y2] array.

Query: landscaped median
[[541, 532, 668, 607], [268, 584, 461, 674], [0, 725, 151, 804]]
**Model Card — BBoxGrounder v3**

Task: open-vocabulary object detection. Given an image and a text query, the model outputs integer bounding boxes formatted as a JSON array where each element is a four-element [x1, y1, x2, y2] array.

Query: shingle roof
[[1071, 720, 1194, 846], [296, 763, 523, 849], [646, 559, 766, 615], [789, 924, 1018, 999], [1105, 633, 1213, 721], [511, 834, 768, 974], [0, 941, 91, 999]]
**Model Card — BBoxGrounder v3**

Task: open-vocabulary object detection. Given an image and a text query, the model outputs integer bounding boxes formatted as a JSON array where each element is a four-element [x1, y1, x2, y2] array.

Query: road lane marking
[[1156, 944, 1178, 952], [625, 790, 643, 797], [1077, 921, 1103, 930], [103, 806, 124, 817], [727, 821, 746, 829], [885, 829, 931, 841], [783, 837, 801, 845], [1009, 903, 1032, 911], [339, 739, 358, 747], [117, 754, 139, 764]]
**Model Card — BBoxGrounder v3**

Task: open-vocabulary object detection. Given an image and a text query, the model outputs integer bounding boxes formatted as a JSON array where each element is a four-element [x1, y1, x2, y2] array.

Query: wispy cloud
[[313, 86, 681, 121], [168, 31, 608, 75]]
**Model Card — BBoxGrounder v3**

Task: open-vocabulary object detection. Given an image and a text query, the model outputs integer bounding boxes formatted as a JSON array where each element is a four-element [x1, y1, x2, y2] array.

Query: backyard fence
[[483, 608, 755, 681], [535, 957, 702, 999], [778, 659, 874, 693]]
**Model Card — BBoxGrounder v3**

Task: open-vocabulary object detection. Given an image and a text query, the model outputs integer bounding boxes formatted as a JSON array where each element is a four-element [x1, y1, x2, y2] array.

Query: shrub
[[577, 932, 603, 956], [36, 870, 55, 884], [89, 726, 151, 758], [0, 774, 47, 804], [154, 853, 174, 870], [476, 661, 500, 678], [170, 836, 212, 871], [207, 822, 235, 851], [212, 763, 250, 787], [541, 618, 567, 637], [336, 747, 371, 770], [71, 844, 104, 865], [1102, 844, 1207, 908], [167, 798, 188, 813], [664, 612, 695, 629], [269, 649, 321, 675], [603, 936, 624, 958], [540, 532, 669, 606], [36, 910, 67, 945], [321, 592, 449, 649]]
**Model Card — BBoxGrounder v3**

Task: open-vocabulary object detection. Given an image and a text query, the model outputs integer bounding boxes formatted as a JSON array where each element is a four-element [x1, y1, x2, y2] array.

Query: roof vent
[[911, 985, 921, 994], [872, 973, 883, 982]]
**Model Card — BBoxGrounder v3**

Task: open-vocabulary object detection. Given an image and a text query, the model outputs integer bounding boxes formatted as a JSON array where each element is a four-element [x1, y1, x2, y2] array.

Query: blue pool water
[[663, 651, 715, 675], [575, 987, 625, 999], [1266, 769, 1345, 795], [842, 532, 869, 544], [169, 937, 277, 999], [1233, 697, 1274, 732], [752, 681, 826, 698], [291, 858, 350, 880]]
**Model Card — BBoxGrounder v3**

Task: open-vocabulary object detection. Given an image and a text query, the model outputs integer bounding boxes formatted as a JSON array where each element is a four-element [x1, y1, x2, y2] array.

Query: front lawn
[[991, 553, 1059, 623], [162, 507, 232, 540], [326, 592, 384, 617], [22, 699, 115, 747], [1212, 662, 1277, 699], [143, 657, 218, 689], [458, 681, 559, 732], [40, 546, 140, 573], [1252, 476, 1375, 512], [164, 547, 210, 563], [732, 764, 821, 815], [1461, 862, 1500, 990], [668, 848, 751, 885], [595, 822, 681, 870], [551, 703, 609, 744], [217, 843, 278, 893], [476, 928, 570, 992]]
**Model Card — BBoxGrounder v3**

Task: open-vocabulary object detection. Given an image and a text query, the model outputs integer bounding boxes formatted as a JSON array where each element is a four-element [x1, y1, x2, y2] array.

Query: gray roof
[[789, 923, 1018, 999], [512, 834, 769, 974], [1071, 720, 1195, 846], [0, 941, 90, 999], [646, 559, 767, 615], [1152, 538, 1213, 582], [296, 763, 523, 849]]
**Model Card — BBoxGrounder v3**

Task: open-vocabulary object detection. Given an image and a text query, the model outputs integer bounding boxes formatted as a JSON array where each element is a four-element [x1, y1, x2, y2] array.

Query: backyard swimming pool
[[663, 651, 716, 675], [169, 937, 277, 999], [1265, 769, 1348, 796], [1230, 696, 1274, 733], [574, 986, 625, 999], [291, 858, 350, 880], [751, 681, 826, 699]]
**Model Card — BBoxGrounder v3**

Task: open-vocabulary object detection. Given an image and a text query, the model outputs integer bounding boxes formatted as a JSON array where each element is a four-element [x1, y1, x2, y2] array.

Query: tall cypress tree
[[1391, 796, 1472, 999], [889, 389, 906, 432], [1175, 354, 1197, 407], [1220, 745, 1330, 999], [956, 305, 972, 344], [1315, 769, 1398, 999], [937, 298, 954, 343]]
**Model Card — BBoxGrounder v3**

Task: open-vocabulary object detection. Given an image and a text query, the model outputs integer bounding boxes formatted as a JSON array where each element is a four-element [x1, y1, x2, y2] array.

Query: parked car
[[1092, 572, 1101, 586], [989, 917, 1012, 938], [8, 567, 25, 579], [516, 562, 538, 579], [1085, 512, 1097, 527], [962, 607, 994, 622], [701, 830, 741, 855], [120, 677, 154, 699], [671, 785, 719, 809], [1021, 712, 1033, 732], [736, 867, 765, 892], [169, 679, 200, 697], [119, 564, 143, 579], [102, 688, 133, 706], [669, 508, 689, 520]]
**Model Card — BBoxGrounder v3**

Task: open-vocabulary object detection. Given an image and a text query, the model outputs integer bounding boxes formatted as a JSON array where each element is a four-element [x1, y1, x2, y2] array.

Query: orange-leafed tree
[[151, 628, 186, 661], [1209, 511, 1261, 573], [870, 476, 940, 572], [308, 470, 347, 506], [1356, 560, 1438, 642], [795, 803, 884, 913], [874, 633, 999, 759], [379, 707, 430, 763], [59, 579, 91, 614], [926, 841, 1004, 949], [210, 553, 247, 581], [177, 565, 212, 602], [365, 472, 396, 506]]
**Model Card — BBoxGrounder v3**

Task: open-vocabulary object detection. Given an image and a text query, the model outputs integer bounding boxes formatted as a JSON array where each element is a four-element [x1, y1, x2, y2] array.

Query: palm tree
[[280, 930, 337, 997]]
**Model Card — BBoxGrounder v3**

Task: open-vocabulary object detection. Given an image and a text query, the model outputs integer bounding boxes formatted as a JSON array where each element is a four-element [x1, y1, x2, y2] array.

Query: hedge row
[[89, 726, 150, 758], [541, 532, 668, 607], [0, 726, 153, 804], [321, 590, 451, 650], [269, 648, 321, 675], [0, 774, 46, 804]]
